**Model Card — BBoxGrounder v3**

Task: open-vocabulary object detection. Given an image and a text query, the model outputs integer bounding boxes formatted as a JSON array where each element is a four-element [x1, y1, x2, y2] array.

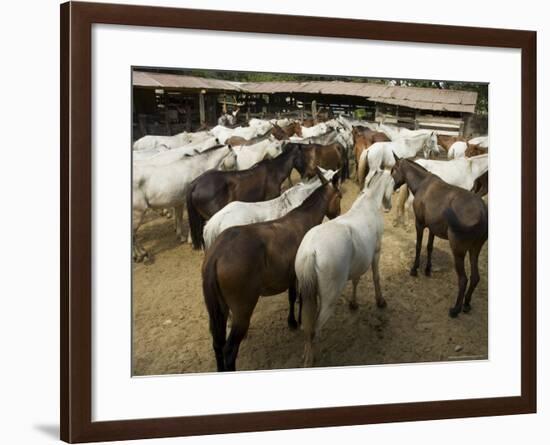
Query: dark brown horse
[[187, 144, 316, 249], [352, 126, 390, 176], [202, 171, 342, 371], [391, 157, 488, 318], [471, 170, 488, 197], [225, 127, 273, 147], [286, 142, 350, 182]]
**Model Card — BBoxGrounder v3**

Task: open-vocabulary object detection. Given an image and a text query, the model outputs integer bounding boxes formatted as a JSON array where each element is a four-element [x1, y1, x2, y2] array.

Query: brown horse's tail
[[339, 143, 350, 180], [186, 179, 206, 250], [444, 204, 488, 240], [202, 255, 228, 371]]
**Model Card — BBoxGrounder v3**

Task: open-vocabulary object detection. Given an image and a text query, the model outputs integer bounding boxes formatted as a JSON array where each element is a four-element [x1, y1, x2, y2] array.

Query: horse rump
[[444, 201, 488, 241]]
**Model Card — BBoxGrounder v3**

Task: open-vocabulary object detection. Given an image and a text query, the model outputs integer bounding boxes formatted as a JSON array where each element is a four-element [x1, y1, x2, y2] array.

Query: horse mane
[[288, 183, 329, 214]]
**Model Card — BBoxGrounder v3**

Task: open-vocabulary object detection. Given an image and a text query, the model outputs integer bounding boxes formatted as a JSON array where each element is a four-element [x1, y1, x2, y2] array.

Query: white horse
[[203, 169, 337, 250], [210, 122, 273, 144], [132, 146, 237, 262], [447, 141, 468, 159], [378, 123, 432, 141], [337, 116, 378, 132], [469, 135, 489, 148], [356, 132, 439, 186], [133, 136, 220, 165], [295, 171, 394, 367], [356, 141, 397, 187], [294, 122, 329, 139], [394, 154, 489, 226], [133, 130, 213, 151], [132, 144, 170, 161], [234, 139, 284, 170]]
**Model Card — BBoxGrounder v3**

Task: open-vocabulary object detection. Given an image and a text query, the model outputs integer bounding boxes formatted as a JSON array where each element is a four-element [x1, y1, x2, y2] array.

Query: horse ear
[[331, 170, 340, 187], [393, 152, 400, 163], [316, 167, 328, 185]]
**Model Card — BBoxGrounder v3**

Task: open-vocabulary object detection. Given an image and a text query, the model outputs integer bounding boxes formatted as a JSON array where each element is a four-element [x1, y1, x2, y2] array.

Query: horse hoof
[[463, 304, 471, 313], [449, 307, 460, 318], [349, 301, 359, 311], [287, 318, 298, 330], [410, 269, 418, 277], [377, 299, 387, 309], [425, 268, 432, 277]]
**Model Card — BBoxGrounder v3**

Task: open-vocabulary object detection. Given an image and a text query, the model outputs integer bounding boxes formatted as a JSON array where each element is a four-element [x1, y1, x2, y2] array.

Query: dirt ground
[[132, 174, 488, 375]]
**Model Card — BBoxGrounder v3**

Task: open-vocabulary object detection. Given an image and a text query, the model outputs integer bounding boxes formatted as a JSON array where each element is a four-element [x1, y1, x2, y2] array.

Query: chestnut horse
[[225, 127, 273, 147], [271, 122, 303, 140], [465, 143, 488, 158], [352, 126, 390, 176], [202, 171, 342, 371], [391, 157, 488, 318], [436, 134, 465, 153], [187, 144, 316, 249]]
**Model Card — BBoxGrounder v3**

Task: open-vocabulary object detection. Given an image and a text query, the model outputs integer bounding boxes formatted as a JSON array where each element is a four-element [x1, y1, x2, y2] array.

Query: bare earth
[[132, 176, 488, 375]]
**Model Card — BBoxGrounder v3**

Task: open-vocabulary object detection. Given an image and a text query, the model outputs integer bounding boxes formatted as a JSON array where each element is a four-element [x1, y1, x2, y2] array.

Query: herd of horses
[[132, 115, 489, 372]]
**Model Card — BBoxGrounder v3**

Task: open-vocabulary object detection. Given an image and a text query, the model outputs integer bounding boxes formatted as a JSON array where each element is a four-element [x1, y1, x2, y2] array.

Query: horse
[[447, 141, 468, 159], [132, 145, 237, 262], [392, 154, 489, 226], [469, 135, 489, 149], [356, 141, 396, 188], [378, 123, 432, 141], [465, 143, 488, 158], [225, 126, 273, 147], [187, 144, 317, 249], [295, 171, 394, 367], [234, 139, 284, 170], [390, 157, 488, 317], [286, 142, 349, 183], [352, 127, 391, 177], [133, 137, 221, 165], [203, 169, 337, 250], [202, 170, 342, 371], [471, 171, 489, 197], [436, 134, 465, 153]]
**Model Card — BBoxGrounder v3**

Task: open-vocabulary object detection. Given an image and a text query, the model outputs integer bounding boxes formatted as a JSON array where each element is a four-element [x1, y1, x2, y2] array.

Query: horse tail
[[444, 204, 487, 240], [339, 143, 350, 180], [186, 179, 206, 250], [202, 255, 228, 370], [295, 248, 319, 329], [357, 149, 369, 188]]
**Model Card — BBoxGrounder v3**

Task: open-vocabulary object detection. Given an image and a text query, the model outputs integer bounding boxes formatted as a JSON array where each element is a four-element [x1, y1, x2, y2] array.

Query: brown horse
[[391, 157, 488, 318], [471, 170, 488, 196], [225, 127, 273, 147], [352, 126, 390, 177], [436, 134, 465, 153], [285, 142, 349, 182], [187, 144, 316, 249], [202, 171, 342, 371], [465, 143, 488, 158], [271, 122, 302, 140]]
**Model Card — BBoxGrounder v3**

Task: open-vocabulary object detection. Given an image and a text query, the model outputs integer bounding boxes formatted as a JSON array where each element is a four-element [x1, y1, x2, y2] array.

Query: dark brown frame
[[60, 1, 537, 442]]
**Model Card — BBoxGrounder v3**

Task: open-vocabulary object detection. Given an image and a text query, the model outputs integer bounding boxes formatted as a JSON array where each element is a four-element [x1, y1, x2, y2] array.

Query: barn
[[132, 70, 486, 140]]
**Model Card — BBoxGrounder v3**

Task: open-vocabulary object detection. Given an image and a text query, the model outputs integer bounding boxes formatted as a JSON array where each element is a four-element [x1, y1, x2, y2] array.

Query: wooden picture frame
[[60, 1, 536, 442]]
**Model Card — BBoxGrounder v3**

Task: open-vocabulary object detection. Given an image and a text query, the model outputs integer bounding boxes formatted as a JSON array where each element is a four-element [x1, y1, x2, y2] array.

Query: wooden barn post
[[199, 89, 206, 127]]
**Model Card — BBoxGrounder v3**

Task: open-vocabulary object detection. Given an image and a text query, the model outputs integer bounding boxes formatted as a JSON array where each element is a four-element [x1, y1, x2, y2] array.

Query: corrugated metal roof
[[133, 71, 478, 113], [132, 71, 242, 91]]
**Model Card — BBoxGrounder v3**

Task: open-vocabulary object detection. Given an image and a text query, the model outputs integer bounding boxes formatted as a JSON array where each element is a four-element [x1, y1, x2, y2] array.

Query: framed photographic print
[[61, 1, 536, 443]]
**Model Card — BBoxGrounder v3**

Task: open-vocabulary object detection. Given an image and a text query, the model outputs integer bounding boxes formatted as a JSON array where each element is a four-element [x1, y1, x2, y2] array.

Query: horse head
[[423, 131, 440, 158], [390, 153, 406, 190]]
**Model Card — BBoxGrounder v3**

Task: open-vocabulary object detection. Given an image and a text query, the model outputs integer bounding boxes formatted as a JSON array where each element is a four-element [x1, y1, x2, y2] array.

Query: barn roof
[[133, 71, 478, 113]]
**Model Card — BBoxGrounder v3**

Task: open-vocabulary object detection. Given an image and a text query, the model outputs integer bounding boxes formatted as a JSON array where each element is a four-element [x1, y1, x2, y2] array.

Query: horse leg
[[301, 291, 318, 367], [392, 186, 408, 227], [410, 221, 424, 276], [209, 306, 228, 372], [223, 311, 252, 372], [174, 205, 185, 243], [425, 231, 435, 276], [449, 249, 468, 318], [287, 281, 299, 330], [372, 248, 387, 308], [132, 207, 149, 263], [349, 277, 360, 310], [463, 244, 482, 313]]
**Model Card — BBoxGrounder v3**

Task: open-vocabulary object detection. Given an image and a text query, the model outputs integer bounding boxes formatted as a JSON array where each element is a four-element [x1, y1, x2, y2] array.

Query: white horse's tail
[[295, 249, 319, 330], [357, 149, 369, 188]]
